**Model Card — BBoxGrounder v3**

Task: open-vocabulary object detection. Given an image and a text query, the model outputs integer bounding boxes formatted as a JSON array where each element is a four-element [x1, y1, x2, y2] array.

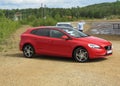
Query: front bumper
[[88, 46, 112, 59]]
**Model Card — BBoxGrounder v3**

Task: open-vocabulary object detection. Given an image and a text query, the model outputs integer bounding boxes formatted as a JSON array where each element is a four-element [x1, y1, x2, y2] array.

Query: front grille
[[105, 45, 112, 50]]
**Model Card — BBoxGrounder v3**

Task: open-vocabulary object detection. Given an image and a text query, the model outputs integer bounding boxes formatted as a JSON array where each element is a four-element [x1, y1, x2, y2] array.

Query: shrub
[[0, 18, 21, 44], [31, 17, 57, 27]]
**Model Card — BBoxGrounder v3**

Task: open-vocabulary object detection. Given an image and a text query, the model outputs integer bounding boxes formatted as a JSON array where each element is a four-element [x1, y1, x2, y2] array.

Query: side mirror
[[61, 35, 69, 40]]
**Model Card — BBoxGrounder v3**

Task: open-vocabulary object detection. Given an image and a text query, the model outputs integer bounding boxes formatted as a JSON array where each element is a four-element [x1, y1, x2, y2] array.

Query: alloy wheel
[[74, 47, 88, 62], [23, 45, 35, 58]]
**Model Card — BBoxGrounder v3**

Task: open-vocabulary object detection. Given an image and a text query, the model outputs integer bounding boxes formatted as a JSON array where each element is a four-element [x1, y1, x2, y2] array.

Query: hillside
[[79, 1, 120, 18]]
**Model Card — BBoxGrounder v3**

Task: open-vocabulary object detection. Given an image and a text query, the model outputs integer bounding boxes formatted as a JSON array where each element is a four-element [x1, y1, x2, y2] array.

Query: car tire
[[73, 47, 89, 62], [23, 44, 35, 58]]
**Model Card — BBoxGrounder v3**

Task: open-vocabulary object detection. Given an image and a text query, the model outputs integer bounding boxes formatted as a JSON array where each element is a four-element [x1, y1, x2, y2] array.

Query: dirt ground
[[0, 25, 120, 86]]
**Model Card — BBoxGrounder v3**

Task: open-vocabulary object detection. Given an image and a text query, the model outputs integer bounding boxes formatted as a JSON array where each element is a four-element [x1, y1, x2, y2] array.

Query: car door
[[49, 29, 72, 57], [31, 28, 52, 54]]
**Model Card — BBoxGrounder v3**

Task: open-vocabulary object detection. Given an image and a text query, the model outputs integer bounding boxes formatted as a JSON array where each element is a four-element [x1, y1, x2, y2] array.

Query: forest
[[2, 1, 120, 20], [0, 1, 120, 43]]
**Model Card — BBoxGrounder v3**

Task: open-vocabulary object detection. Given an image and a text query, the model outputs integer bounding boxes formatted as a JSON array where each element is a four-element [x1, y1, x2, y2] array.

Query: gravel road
[[0, 25, 120, 86]]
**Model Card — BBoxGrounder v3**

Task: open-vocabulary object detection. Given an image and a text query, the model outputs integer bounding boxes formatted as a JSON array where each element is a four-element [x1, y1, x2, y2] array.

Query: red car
[[19, 26, 112, 62]]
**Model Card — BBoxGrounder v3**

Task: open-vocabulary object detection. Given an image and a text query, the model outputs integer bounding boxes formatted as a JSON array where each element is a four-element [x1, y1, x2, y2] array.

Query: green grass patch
[[0, 18, 21, 44]]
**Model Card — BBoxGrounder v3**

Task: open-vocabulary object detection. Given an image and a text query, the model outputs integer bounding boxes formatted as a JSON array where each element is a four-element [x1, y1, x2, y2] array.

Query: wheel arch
[[72, 46, 89, 58], [22, 43, 35, 52]]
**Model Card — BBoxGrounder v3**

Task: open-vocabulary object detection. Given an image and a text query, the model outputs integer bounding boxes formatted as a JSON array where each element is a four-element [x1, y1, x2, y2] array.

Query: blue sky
[[0, 0, 116, 9]]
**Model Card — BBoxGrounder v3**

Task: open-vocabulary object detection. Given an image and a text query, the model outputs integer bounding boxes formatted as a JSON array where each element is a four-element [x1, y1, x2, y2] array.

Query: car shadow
[[4, 53, 24, 58], [34, 55, 74, 63], [88, 58, 107, 63], [4, 53, 74, 63], [4, 53, 108, 63]]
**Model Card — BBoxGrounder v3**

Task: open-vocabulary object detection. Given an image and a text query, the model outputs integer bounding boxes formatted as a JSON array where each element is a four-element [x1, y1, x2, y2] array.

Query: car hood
[[74, 36, 111, 46]]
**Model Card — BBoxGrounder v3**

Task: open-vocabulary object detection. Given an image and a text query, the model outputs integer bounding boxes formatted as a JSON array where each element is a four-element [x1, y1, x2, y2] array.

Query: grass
[[0, 18, 21, 44]]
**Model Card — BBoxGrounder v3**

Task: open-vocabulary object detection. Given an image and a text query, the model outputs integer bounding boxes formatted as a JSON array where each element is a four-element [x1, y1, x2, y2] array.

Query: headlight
[[88, 44, 100, 49]]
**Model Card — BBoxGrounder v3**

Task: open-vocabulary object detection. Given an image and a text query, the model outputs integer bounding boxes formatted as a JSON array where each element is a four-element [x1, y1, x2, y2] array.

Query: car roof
[[29, 26, 70, 31], [25, 26, 72, 34], [56, 22, 71, 25]]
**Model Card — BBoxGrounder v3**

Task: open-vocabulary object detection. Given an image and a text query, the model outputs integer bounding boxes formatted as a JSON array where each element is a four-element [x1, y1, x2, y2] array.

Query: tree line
[[1, 1, 120, 20], [0, 1, 120, 26]]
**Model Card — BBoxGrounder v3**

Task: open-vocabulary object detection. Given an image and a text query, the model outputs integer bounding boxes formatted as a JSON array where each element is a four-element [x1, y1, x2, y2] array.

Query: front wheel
[[73, 47, 89, 62], [23, 44, 35, 58]]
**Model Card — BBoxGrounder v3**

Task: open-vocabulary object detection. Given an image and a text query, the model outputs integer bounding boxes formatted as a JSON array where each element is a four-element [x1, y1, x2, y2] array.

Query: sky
[[0, 0, 116, 9]]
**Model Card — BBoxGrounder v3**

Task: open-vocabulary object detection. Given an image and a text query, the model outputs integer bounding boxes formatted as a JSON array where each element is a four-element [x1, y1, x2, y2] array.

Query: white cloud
[[0, 0, 116, 9], [0, 0, 78, 9], [0, 0, 23, 4], [0, 0, 66, 4]]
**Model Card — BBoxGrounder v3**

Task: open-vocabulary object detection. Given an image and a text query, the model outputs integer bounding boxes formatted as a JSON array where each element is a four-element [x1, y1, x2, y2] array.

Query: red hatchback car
[[20, 26, 112, 62]]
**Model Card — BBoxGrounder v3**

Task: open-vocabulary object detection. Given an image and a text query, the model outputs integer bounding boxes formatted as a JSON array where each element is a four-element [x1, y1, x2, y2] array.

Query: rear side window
[[31, 29, 50, 37], [50, 30, 64, 38]]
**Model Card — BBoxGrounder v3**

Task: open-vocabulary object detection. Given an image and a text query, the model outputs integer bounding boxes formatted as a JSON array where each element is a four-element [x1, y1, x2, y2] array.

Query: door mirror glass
[[61, 35, 69, 40]]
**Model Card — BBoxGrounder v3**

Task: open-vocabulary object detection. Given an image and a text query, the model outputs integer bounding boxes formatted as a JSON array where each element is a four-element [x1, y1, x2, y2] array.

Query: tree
[[0, 10, 5, 18], [55, 13, 61, 21]]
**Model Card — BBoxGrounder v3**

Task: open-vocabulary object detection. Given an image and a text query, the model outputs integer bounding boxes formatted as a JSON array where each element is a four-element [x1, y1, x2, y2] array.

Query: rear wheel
[[23, 44, 35, 58], [73, 47, 89, 62]]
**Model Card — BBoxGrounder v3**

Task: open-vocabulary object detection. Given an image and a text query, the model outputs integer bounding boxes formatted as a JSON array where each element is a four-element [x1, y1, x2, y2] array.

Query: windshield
[[60, 27, 88, 38]]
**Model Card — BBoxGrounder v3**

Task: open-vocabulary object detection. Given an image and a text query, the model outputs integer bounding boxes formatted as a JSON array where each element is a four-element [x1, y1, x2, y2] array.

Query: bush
[[0, 18, 21, 43], [31, 17, 57, 27], [20, 19, 28, 25]]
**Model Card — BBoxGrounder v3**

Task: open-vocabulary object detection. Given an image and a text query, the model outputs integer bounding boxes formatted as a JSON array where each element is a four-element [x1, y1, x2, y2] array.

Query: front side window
[[31, 29, 50, 37], [60, 27, 88, 38], [50, 30, 64, 38]]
